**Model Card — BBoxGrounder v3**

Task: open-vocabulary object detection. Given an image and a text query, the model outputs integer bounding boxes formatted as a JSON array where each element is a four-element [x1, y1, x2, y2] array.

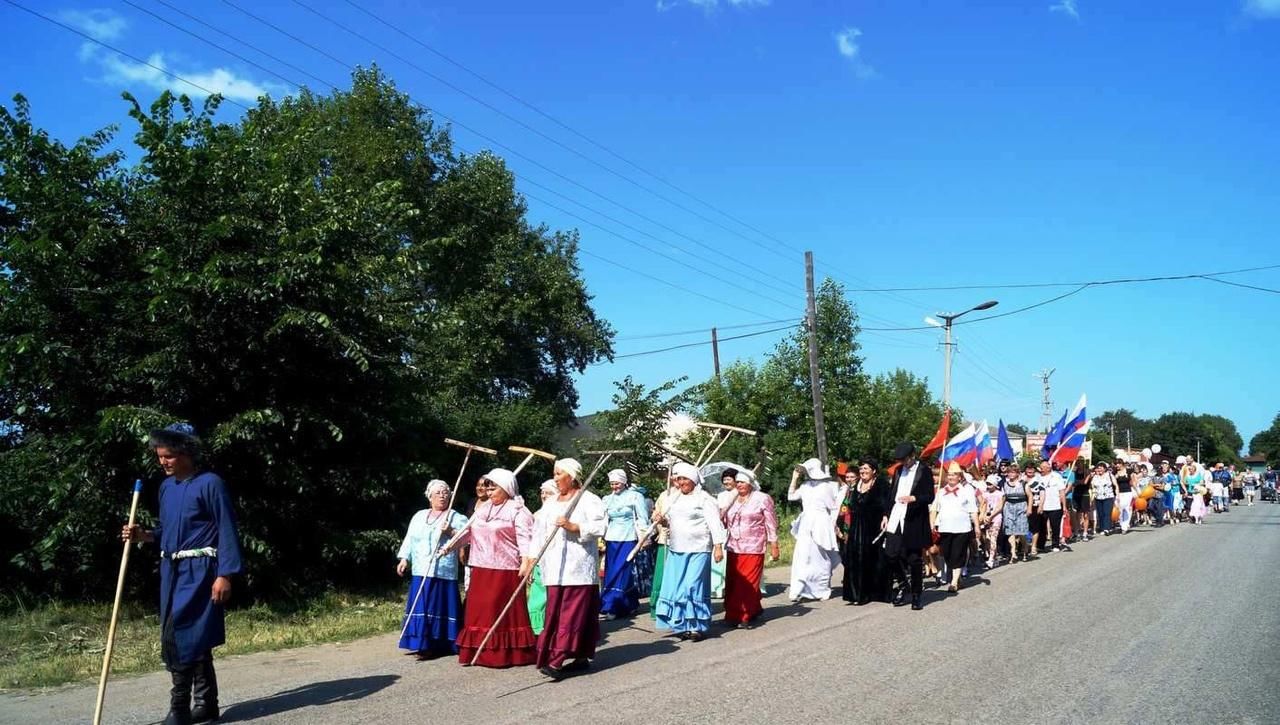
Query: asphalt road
[[5, 503, 1279, 725]]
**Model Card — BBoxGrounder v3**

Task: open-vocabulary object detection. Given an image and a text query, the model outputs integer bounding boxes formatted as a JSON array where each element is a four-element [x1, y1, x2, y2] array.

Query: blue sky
[[3, 0, 1279, 451]]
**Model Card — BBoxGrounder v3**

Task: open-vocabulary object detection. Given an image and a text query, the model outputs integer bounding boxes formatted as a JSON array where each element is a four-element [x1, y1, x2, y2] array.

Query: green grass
[[0, 591, 403, 691], [2, 514, 805, 691]]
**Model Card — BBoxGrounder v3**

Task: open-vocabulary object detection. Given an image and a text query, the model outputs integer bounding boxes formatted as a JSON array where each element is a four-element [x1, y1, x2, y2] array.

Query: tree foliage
[[688, 280, 948, 494], [1249, 413, 1280, 467], [582, 376, 688, 497], [0, 70, 612, 601]]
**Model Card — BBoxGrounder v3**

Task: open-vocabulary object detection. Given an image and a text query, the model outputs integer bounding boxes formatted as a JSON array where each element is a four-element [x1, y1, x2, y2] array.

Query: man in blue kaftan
[[123, 423, 242, 725]]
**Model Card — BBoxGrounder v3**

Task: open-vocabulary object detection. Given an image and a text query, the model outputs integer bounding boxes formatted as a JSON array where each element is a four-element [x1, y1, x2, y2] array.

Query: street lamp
[[925, 299, 999, 411]]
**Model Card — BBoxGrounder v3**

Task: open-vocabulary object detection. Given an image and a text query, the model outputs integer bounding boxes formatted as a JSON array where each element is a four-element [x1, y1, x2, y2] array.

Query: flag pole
[[93, 479, 143, 725]]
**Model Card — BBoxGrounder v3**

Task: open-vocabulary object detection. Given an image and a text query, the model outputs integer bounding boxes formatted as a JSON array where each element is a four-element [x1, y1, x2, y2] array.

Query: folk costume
[[721, 470, 777, 626], [534, 458, 608, 675], [787, 458, 841, 602], [396, 480, 468, 657], [884, 443, 935, 610], [600, 469, 650, 618], [653, 463, 727, 638], [647, 486, 674, 620], [837, 471, 890, 605], [148, 424, 243, 725], [452, 468, 537, 668]]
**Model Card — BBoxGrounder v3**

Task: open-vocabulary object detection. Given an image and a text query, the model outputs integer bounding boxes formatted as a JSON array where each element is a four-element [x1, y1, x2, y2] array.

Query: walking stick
[[399, 439, 496, 645], [467, 452, 618, 666], [93, 479, 142, 725]]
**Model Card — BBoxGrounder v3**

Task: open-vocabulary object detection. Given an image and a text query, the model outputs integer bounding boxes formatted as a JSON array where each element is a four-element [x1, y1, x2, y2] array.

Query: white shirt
[[664, 487, 728, 554], [932, 485, 978, 533], [535, 489, 607, 587], [887, 462, 920, 534], [1036, 472, 1067, 511]]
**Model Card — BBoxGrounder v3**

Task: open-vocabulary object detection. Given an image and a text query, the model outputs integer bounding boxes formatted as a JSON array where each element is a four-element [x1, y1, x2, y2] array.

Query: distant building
[[1243, 454, 1268, 475]]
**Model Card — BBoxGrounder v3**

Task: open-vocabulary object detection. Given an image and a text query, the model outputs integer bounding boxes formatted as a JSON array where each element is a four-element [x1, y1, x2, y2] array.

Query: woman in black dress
[[837, 460, 890, 605]]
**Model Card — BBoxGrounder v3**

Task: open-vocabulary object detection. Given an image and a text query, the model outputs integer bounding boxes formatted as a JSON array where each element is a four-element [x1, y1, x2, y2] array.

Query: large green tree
[[1249, 413, 1280, 466], [0, 70, 612, 600]]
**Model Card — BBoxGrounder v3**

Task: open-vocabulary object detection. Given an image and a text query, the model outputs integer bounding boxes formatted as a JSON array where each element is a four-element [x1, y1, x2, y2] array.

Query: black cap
[[891, 442, 916, 461]]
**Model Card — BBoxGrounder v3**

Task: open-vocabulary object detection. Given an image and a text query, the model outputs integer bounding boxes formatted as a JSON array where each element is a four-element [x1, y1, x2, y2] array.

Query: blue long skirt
[[601, 540, 639, 616], [399, 575, 462, 655], [631, 544, 655, 596], [653, 551, 712, 634]]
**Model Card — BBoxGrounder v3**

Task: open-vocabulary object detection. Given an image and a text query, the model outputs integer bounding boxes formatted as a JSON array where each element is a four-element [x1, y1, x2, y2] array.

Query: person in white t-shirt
[[1033, 461, 1068, 551], [931, 463, 980, 593]]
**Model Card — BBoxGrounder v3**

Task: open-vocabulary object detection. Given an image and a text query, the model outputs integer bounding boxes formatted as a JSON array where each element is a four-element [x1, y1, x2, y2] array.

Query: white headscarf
[[483, 468, 518, 499], [607, 468, 628, 486], [555, 458, 583, 484], [735, 470, 760, 491], [540, 479, 558, 495], [800, 457, 830, 481], [425, 479, 449, 498], [672, 462, 702, 486]]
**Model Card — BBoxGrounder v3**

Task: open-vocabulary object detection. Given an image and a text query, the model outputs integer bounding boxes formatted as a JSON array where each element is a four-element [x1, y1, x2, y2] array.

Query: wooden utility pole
[[711, 327, 721, 381], [804, 252, 829, 467]]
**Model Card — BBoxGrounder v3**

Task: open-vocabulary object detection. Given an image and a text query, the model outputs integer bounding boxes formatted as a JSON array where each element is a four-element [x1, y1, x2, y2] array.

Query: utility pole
[[1036, 368, 1056, 432], [711, 327, 721, 381], [942, 319, 954, 411], [804, 252, 829, 467], [1196, 437, 1201, 461], [1126, 429, 1131, 451]]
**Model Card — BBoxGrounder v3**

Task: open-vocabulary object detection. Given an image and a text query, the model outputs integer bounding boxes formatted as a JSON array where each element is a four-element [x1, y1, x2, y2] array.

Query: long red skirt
[[534, 584, 600, 669], [723, 551, 765, 624], [456, 567, 536, 668]]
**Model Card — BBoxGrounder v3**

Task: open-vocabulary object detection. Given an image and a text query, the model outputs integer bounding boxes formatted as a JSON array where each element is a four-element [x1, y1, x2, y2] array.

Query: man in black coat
[[883, 442, 935, 611]]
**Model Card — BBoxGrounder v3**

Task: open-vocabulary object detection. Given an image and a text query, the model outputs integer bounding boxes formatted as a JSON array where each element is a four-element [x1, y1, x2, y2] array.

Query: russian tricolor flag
[[975, 420, 993, 466], [942, 423, 978, 468], [1050, 395, 1088, 464]]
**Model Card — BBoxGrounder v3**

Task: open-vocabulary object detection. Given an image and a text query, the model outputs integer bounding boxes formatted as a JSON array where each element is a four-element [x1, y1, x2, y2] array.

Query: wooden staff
[[510, 445, 556, 476], [467, 452, 616, 666], [626, 458, 676, 563], [93, 479, 142, 725], [399, 439, 496, 644]]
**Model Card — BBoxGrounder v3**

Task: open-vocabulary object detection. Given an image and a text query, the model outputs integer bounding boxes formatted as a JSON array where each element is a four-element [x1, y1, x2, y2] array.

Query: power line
[[214, 0, 804, 298], [1199, 275, 1280, 295], [844, 264, 1280, 293], [121, 0, 802, 310], [617, 318, 802, 341], [613, 324, 795, 360], [9, 0, 795, 326]]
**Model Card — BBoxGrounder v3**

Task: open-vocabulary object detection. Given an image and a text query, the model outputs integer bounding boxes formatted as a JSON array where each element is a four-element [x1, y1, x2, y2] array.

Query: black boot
[[164, 666, 194, 725], [191, 657, 220, 723], [910, 594, 923, 611]]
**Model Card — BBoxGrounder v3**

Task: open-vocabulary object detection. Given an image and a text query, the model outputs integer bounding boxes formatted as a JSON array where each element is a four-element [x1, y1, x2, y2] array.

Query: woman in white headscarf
[[787, 458, 841, 602], [527, 479, 558, 636], [444, 468, 536, 668], [600, 468, 650, 619], [651, 462, 726, 641], [722, 469, 778, 628], [396, 479, 469, 659], [533, 458, 608, 679]]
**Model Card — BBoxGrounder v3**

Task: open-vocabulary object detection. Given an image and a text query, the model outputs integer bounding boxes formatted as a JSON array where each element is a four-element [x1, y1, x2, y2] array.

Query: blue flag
[[996, 419, 1015, 462], [1040, 408, 1068, 459]]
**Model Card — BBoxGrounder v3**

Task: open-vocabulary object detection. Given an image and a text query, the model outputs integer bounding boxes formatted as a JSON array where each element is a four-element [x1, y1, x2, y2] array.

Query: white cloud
[[1243, 0, 1280, 18], [57, 8, 127, 42], [834, 27, 875, 79], [59, 8, 288, 102], [1049, 0, 1080, 20], [94, 50, 286, 102], [657, 0, 769, 11]]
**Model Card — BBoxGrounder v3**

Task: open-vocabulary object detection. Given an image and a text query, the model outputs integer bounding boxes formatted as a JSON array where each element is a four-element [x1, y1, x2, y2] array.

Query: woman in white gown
[[787, 458, 841, 602]]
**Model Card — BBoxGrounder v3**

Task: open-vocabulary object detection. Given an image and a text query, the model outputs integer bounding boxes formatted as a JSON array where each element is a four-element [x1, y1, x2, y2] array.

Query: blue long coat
[[155, 471, 243, 665]]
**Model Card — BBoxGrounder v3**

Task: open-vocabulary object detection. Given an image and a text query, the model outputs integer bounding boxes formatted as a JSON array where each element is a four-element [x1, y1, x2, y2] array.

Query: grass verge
[[0, 591, 402, 691]]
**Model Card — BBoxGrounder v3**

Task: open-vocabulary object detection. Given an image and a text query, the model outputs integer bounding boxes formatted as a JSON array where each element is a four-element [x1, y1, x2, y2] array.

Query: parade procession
[[95, 398, 1272, 725]]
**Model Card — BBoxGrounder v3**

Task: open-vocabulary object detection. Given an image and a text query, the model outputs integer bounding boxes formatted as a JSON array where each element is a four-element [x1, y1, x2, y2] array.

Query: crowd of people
[[393, 442, 1275, 680]]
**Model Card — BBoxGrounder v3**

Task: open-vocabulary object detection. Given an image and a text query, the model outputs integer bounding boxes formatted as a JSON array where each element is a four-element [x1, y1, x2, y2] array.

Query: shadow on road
[[218, 674, 399, 723]]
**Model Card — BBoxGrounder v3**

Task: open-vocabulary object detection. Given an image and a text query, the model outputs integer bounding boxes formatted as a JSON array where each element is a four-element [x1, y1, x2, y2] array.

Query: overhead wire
[[844, 264, 1280, 293], [120, 0, 802, 311], [215, 0, 806, 301]]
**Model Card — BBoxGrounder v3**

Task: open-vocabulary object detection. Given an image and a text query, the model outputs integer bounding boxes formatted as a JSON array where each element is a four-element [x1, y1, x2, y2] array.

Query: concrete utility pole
[[804, 252, 829, 467], [927, 300, 999, 411], [1036, 368, 1056, 432], [711, 327, 721, 381]]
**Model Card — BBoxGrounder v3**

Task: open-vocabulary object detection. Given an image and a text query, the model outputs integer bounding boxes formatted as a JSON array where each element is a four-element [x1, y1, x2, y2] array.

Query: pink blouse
[[722, 491, 778, 555], [455, 500, 534, 571]]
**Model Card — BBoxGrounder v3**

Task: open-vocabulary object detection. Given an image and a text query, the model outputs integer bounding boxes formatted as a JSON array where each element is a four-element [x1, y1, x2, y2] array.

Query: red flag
[[920, 410, 951, 460]]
